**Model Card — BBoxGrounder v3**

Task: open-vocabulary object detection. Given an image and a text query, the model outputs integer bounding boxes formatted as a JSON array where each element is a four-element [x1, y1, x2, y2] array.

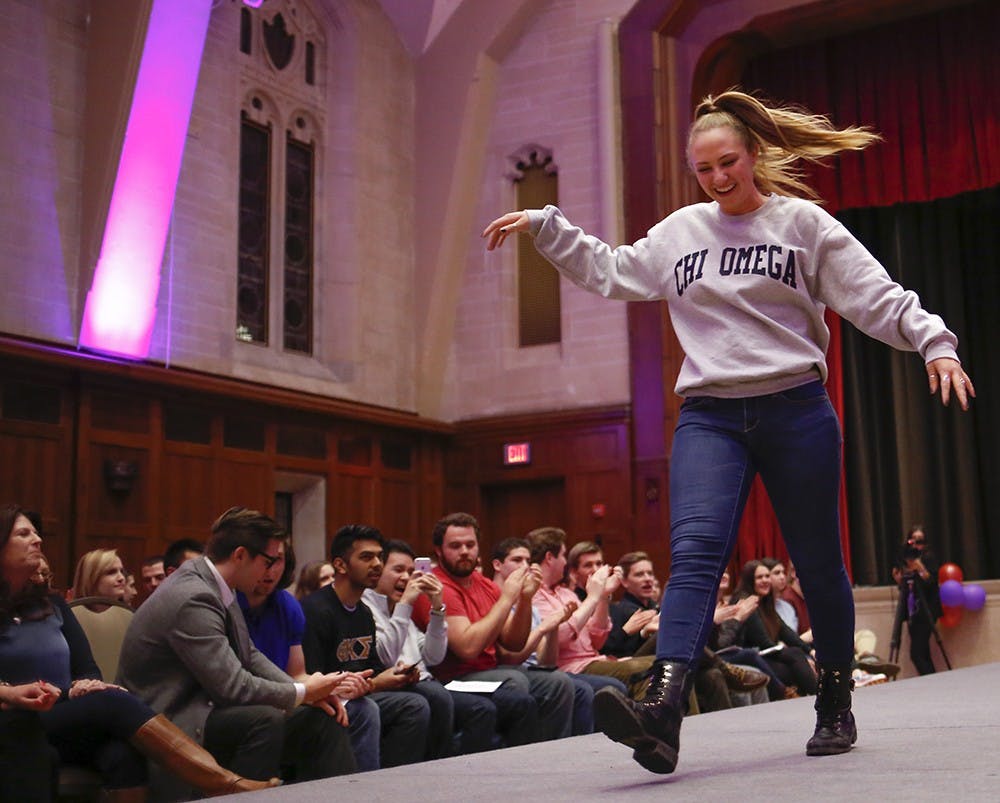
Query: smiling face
[[753, 564, 772, 597], [689, 125, 765, 216], [376, 550, 414, 603]]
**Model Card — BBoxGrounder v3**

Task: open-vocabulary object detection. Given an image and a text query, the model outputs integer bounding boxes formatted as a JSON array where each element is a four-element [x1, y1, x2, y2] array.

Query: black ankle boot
[[594, 660, 691, 774], [806, 665, 857, 756]]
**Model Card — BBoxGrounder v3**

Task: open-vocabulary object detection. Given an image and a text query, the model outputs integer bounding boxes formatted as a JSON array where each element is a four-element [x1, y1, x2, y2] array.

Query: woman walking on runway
[[483, 89, 974, 774]]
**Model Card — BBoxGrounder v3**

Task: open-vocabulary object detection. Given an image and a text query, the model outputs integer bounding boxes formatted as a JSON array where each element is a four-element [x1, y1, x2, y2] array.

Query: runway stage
[[217, 662, 1000, 802]]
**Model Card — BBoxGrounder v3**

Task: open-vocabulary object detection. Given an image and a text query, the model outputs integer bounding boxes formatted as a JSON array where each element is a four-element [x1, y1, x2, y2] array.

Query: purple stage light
[[79, 0, 212, 358]]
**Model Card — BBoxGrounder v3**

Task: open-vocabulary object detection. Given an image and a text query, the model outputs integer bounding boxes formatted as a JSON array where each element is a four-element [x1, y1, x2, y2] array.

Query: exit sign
[[503, 442, 531, 466]]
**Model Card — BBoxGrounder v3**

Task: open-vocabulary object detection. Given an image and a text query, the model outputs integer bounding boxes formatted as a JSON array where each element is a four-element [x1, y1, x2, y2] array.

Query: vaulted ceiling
[[375, 0, 465, 56]]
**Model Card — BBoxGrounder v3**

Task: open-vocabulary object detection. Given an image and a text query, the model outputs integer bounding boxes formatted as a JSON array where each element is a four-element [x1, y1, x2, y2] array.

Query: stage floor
[[216, 662, 1000, 802]]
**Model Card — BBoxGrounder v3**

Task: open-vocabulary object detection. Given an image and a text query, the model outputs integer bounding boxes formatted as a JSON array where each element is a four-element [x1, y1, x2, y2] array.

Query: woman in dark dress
[[0, 504, 277, 801]]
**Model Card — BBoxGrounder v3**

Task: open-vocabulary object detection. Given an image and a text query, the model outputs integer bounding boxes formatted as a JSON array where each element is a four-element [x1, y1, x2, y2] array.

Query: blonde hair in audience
[[72, 548, 121, 599]]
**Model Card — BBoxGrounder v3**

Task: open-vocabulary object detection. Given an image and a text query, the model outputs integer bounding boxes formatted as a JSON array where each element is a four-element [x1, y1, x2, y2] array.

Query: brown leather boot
[[718, 660, 770, 692], [130, 715, 281, 797]]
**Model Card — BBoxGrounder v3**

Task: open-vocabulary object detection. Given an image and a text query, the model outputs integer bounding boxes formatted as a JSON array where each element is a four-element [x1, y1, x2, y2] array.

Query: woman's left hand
[[927, 358, 975, 411], [68, 678, 127, 698]]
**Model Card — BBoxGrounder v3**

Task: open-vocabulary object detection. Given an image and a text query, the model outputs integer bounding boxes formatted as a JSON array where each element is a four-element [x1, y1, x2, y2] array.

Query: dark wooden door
[[480, 478, 566, 567]]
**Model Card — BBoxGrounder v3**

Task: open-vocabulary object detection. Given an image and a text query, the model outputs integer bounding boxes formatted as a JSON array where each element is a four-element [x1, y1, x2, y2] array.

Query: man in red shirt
[[412, 513, 574, 746]]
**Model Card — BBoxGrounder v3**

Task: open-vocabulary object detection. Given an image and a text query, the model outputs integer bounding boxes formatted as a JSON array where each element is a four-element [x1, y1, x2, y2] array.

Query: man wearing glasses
[[119, 507, 362, 801]]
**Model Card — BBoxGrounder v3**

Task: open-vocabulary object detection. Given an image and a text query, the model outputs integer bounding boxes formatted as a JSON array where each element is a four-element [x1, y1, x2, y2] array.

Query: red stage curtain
[[733, 0, 999, 575]]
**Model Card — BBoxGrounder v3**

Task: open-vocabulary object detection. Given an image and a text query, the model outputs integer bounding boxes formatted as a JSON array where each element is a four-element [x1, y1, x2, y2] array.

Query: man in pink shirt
[[527, 527, 655, 698]]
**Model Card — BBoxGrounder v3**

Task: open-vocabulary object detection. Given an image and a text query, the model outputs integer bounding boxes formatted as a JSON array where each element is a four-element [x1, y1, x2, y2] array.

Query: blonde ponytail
[[690, 89, 882, 200]]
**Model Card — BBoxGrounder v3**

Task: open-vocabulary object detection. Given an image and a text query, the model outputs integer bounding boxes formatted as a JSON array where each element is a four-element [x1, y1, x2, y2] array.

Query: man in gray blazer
[[119, 507, 366, 801]]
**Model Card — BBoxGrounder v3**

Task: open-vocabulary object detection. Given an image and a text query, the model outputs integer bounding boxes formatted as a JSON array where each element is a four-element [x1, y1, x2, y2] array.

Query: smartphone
[[414, 556, 433, 574]]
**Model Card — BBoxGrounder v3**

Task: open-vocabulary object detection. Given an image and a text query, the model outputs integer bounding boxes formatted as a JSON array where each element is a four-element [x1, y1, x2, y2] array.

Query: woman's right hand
[[735, 594, 759, 621], [482, 211, 530, 251], [0, 680, 61, 711], [623, 607, 657, 635]]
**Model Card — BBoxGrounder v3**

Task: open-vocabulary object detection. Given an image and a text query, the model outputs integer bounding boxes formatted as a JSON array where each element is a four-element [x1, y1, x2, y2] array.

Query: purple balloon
[[939, 579, 965, 608], [963, 583, 987, 612]]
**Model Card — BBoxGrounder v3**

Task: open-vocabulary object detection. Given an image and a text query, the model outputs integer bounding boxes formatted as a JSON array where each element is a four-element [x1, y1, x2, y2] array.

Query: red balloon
[[940, 604, 963, 628], [939, 562, 964, 584]]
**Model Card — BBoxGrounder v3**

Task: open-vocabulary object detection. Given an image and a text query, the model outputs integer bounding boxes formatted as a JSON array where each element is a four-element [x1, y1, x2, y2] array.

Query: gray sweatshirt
[[527, 195, 958, 398]]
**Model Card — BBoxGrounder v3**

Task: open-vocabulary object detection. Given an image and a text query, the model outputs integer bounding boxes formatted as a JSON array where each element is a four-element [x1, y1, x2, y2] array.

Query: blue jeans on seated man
[[656, 382, 855, 670], [455, 666, 574, 746], [345, 690, 430, 771], [569, 673, 628, 734], [408, 678, 498, 757]]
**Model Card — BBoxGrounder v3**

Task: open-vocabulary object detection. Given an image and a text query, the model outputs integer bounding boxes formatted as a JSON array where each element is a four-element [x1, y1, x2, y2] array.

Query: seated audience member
[[490, 537, 598, 735], [236, 537, 362, 779], [119, 506, 358, 800], [1, 504, 284, 801], [762, 557, 802, 636], [604, 552, 660, 658], [599, 554, 763, 711], [527, 528, 651, 700], [781, 560, 812, 638], [139, 555, 166, 600], [851, 629, 899, 683], [71, 548, 129, 609], [237, 538, 303, 671], [411, 513, 574, 746], [364, 539, 496, 757], [712, 580, 792, 701], [729, 560, 817, 696], [301, 525, 430, 770], [123, 572, 138, 607], [162, 538, 204, 575], [567, 541, 606, 602], [295, 559, 335, 600]]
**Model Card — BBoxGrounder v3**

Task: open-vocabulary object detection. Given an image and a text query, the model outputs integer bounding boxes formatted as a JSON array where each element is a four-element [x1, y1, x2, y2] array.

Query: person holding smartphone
[[364, 540, 497, 758]]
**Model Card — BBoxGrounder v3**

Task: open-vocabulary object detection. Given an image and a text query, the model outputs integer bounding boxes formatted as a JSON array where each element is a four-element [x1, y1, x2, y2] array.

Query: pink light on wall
[[79, 0, 213, 358]]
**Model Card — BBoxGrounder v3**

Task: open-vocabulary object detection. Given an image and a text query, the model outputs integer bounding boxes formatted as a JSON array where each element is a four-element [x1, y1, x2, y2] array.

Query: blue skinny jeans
[[656, 381, 855, 668]]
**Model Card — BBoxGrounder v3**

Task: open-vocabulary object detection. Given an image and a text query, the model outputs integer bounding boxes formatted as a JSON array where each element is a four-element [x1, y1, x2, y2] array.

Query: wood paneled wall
[[1, 339, 653, 591], [0, 339, 450, 590], [444, 405, 650, 570]]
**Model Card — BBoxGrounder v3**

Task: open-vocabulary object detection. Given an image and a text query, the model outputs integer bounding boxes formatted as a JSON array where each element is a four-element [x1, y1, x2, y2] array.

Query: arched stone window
[[507, 144, 560, 348], [237, 0, 324, 355]]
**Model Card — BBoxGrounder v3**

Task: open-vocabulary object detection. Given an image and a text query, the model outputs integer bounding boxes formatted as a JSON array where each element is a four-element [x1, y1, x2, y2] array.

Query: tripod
[[889, 572, 952, 670]]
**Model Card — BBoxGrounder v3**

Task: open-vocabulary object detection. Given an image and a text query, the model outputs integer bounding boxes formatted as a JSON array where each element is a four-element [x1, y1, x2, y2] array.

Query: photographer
[[891, 526, 943, 675]]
